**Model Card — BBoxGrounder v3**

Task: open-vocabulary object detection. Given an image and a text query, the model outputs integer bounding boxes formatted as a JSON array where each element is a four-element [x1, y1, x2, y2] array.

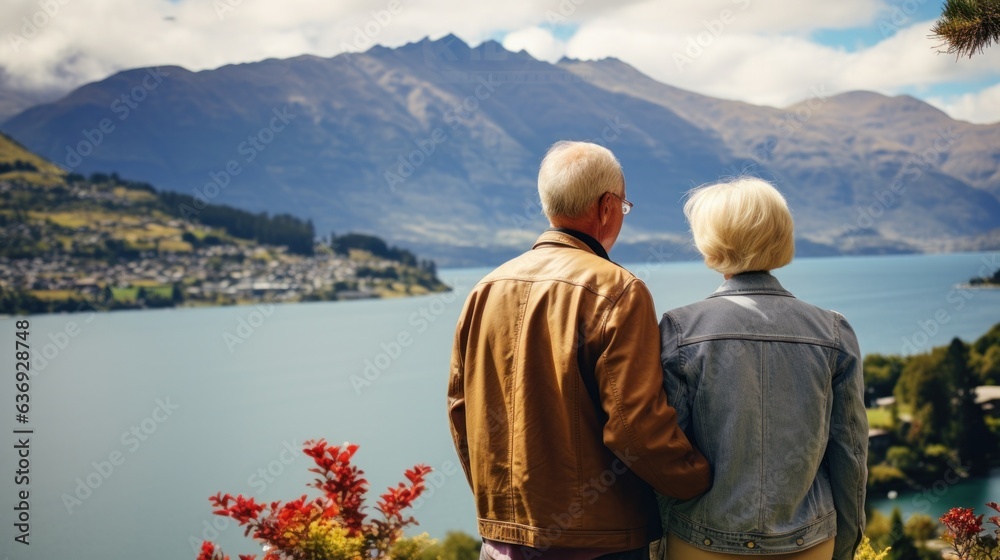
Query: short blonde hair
[[538, 141, 624, 219], [684, 177, 794, 275]]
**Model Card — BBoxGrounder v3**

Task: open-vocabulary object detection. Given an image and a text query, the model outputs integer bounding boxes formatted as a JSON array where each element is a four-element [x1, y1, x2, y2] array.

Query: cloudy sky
[[2, 0, 999, 123]]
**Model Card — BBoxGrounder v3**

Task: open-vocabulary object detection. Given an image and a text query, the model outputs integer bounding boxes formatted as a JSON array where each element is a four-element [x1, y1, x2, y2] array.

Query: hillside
[[0, 139, 448, 315], [0, 131, 65, 184], [3, 36, 1000, 265], [560, 59, 1000, 253]]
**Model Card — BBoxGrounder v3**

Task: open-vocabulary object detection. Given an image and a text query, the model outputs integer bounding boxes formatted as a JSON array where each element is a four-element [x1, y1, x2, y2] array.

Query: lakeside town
[[0, 169, 447, 314], [0, 241, 432, 309]]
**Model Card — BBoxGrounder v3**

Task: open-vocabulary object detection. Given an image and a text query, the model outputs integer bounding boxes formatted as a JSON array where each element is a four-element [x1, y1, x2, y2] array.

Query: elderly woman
[[657, 178, 868, 560]]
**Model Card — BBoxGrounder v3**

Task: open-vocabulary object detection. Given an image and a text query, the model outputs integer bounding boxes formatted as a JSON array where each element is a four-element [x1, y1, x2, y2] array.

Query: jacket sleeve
[[659, 313, 693, 437], [826, 314, 868, 560], [596, 278, 712, 500], [448, 297, 473, 488]]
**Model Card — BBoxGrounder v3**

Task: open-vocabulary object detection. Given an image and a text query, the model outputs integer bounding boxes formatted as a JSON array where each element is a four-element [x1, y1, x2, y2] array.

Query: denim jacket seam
[[831, 311, 843, 347], [678, 333, 840, 350], [707, 289, 794, 298], [663, 313, 689, 408], [759, 342, 767, 531]]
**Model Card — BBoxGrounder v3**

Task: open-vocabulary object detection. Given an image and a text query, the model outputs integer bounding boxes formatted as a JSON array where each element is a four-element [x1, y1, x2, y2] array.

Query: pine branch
[[931, 0, 1000, 58]]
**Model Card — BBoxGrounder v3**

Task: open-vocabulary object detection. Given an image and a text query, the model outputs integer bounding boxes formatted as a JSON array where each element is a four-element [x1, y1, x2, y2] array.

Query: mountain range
[[3, 34, 999, 266]]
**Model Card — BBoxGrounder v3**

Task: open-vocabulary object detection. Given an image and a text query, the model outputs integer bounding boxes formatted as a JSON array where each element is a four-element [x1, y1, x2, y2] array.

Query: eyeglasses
[[606, 191, 633, 216]]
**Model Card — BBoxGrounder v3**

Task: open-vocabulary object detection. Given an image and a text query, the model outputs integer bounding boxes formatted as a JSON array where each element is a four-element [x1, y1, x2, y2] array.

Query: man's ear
[[598, 193, 612, 225]]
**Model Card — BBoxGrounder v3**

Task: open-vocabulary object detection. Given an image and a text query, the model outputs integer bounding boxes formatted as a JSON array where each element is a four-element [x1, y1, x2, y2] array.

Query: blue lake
[[1, 251, 998, 558]]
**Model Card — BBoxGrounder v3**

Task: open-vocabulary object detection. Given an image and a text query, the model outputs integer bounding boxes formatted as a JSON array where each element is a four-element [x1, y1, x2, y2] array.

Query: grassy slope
[[0, 131, 65, 184]]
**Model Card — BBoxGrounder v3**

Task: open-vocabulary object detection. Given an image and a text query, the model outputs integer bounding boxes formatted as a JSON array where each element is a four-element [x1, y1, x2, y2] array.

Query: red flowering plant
[[940, 502, 1000, 560], [197, 439, 432, 560]]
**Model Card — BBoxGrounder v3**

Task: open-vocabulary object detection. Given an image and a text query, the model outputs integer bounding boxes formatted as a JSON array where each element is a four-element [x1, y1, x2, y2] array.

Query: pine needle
[[931, 0, 1000, 58]]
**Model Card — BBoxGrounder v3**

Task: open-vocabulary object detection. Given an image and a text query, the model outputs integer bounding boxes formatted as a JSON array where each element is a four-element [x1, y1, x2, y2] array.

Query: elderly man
[[448, 141, 711, 560]]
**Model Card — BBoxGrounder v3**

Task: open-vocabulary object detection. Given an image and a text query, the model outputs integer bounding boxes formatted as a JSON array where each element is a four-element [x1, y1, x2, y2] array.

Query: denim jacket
[[657, 272, 868, 560]]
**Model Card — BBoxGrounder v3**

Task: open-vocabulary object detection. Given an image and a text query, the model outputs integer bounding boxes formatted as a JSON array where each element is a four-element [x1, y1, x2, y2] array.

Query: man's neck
[[547, 227, 610, 261]]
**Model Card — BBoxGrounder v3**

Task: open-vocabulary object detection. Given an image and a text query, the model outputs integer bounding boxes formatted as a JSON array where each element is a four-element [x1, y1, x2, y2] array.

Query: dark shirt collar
[[546, 228, 610, 261], [708, 270, 794, 298]]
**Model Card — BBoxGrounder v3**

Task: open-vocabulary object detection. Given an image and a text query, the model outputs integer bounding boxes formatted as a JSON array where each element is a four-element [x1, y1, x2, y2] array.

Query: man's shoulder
[[477, 246, 639, 297]]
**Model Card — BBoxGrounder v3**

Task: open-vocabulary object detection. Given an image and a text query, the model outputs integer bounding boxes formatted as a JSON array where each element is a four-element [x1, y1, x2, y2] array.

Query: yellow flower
[[301, 518, 367, 560], [854, 536, 891, 560]]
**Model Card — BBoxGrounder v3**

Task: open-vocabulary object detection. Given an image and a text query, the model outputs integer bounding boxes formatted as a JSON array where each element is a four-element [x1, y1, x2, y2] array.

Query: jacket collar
[[532, 228, 610, 261], [707, 271, 794, 298]]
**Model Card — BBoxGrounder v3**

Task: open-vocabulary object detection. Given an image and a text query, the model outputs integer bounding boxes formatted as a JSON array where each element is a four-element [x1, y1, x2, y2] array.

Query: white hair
[[684, 177, 795, 276], [537, 141, 624, 220]]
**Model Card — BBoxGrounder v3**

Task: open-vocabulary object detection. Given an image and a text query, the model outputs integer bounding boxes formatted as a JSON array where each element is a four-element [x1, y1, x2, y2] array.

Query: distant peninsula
[[967, 269, 1000, 288], [0, 133, 448, 315]]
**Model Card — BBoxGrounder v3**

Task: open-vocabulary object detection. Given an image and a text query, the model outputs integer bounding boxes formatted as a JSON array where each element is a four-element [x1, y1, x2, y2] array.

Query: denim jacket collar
[[707, 271, 794, 299]]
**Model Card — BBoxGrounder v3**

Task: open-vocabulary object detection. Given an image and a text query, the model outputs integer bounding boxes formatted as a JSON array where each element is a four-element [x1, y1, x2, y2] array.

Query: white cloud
[[0, 0, 558, 91], [564, 17, 1000, 111], [588, 0, 887, 34], [0, 0, 997, 123], [502, 27, 566, 62], [927, 83, 1000, 124]]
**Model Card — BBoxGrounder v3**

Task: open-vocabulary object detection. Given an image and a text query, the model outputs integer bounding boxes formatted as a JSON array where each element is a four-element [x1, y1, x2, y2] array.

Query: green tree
[[971, 323, 1000, 383], [171, 283, 184, 304], [865, 354, 906, 401], [886, 446, 918, 471], [866, 509, 892, 550], [895, 349, 952, 447], [932, 0, 1000, 57], [972, 344, 1000, 383], [887, 508, 919, 560], [945, 338, 993, 474], [904, 513, 938, 543], [434, 532, 481, 560]]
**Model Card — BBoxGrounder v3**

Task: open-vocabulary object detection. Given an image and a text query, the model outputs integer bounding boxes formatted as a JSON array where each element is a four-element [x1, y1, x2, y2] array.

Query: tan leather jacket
[[448, 230, 711, 551]]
